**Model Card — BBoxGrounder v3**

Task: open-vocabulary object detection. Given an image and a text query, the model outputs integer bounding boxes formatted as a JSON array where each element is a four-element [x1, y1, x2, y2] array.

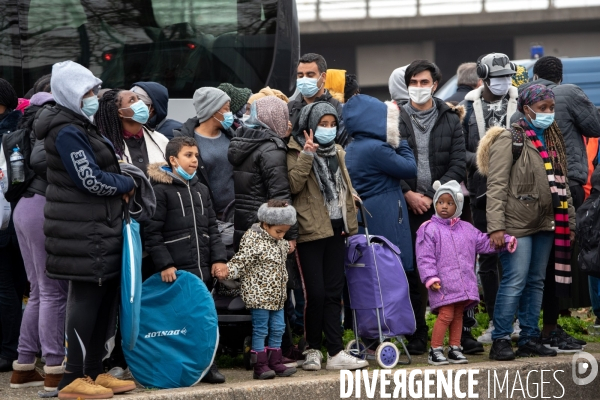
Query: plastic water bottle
[[588, 324, 600, 336], [9, 146, 25, 184]]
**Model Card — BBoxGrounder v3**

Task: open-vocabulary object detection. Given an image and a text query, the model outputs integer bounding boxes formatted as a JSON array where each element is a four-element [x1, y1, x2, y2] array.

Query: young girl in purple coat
[[416, 180, 517, 366]]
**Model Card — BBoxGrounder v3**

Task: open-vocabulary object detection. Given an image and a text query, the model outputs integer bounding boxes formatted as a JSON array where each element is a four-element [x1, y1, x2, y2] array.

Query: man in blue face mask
[[288, 53, 349, 147]]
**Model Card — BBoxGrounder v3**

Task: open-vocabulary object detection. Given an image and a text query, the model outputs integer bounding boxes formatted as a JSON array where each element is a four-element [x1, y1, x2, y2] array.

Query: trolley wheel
[[243, 336, 252, 370], [376, 342, 399, 369], [346, 339, 367, 360]]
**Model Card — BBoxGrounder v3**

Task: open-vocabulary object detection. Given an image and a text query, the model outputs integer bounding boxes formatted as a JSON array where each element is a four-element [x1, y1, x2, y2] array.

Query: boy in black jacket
[[145, 136, 227, 383]]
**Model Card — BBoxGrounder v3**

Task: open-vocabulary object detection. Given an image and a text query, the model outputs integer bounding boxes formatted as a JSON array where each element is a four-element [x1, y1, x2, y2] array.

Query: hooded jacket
[[477, 125, 576, 237], [132, 82, 182, 139], [227, 223, 289, 310], [511, 78, 600, 186], [398, 98, 466, 199], [461, 85, 519, 196], [145, 163, 227, 284], [173, 117, 235, 202], [24, 94, 56, 197], [344, 95, 417, 270], [227, 125, 297, 250], [40, 61, 134, 283]]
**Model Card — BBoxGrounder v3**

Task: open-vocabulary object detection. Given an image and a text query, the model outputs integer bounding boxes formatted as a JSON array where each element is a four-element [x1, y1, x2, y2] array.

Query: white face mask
[[487, 76, 512, 96], [408, 86, 434, 105]]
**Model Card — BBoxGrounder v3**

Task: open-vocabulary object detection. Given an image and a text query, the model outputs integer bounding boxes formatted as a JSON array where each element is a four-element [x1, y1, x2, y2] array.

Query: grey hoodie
[[389, 65, 409, 102], [50, 61, 102, 120]]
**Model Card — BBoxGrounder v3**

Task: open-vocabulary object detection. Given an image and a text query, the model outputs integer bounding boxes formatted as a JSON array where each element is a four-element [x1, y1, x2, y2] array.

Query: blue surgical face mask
[[82, 96, 99, 117], [121, 100, 149, 124], [175, 162, 197, 181], [297, 75, 323, 98], [215, 111, 234, 130], [314, 126, 337, 144], [527, 106, 555, 130]]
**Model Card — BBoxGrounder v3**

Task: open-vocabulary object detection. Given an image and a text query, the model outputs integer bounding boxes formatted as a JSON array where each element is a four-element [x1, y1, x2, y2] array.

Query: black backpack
[[576, 181, 600, 278], [1, 128, 35, 202]]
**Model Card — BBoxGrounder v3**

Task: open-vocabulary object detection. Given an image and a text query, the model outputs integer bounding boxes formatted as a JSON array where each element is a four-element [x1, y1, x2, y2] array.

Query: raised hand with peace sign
[[303, 129, 319, 153]]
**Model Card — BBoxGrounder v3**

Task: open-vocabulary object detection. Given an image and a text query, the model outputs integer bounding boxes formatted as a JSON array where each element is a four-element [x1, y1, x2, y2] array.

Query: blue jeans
[[589, 276, 600, 318], [250, 309, 285, 352], [492, 231, 554, 346]]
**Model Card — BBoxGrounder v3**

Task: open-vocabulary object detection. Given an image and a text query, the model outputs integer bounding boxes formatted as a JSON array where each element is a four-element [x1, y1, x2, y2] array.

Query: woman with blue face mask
[[96, 89, 169, 176], [287, 101, 367, 372], [478, 84, 576, 362], [173, 87, 236, 219]]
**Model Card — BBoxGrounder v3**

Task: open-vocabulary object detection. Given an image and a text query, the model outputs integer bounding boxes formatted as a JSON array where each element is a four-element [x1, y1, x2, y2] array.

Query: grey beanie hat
[[257, 202, 297, 226], [432, 180, 464, 219], [193, 87, 231, 123]]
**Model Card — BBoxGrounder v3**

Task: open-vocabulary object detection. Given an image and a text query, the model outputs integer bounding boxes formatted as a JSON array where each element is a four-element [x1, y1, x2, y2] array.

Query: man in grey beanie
[[174, 87, 236, 216]]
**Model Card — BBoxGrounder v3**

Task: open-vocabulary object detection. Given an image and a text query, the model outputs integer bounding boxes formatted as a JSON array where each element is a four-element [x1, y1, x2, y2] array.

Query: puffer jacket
[[145, 163, 227, 284], [416, 215, 511, 312], [287, 136, 358, 243], [511, 79, 600, 186], [477, 125, 576, 237], [23, 100, 55, 197], [398, 98, 466, 199], [227, 125, 297, 250], [227, 223, 289, 310]]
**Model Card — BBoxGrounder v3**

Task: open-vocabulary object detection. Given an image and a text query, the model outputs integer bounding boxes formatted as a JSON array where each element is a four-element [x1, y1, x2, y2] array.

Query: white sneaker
[[511, 319, 521, 342], [302, 349, 323, 371], [477, 321, 494, 344], [326, 350, 369, 370]]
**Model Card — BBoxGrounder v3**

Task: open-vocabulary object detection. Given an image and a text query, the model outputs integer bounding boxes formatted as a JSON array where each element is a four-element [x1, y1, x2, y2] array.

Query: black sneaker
[[428, 347, 449, 366], [406, 337, 427, 356], [541, 331, 582, 353], [516, 338, 557, 358], [461, 330, 484, 354], [556, 325, 586, 347], [447, 346, 468, 364], [489, 339, 515, 361]]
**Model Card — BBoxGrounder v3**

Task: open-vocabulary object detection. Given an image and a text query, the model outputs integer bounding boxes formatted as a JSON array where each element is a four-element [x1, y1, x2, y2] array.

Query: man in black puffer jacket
[[228, 96, 298, 252], [397, 60, 466, 357]]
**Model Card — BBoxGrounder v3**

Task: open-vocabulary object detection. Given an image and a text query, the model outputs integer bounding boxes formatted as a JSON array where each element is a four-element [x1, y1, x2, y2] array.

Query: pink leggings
[[431, 301, 468, 348]]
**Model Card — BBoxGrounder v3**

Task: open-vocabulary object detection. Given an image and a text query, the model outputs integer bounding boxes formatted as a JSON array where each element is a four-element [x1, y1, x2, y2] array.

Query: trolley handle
[[355, 199, 369, 238]]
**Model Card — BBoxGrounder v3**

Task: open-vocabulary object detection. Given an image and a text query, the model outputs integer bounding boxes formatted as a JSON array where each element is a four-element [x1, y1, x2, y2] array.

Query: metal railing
[[297, 0, 600, 21]]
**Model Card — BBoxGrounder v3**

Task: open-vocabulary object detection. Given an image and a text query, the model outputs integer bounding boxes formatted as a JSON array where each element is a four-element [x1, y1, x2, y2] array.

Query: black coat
[[0, 109, 22, 247], [21, 103, 54, 196], [38, 105, 127, 283], [399, 99, 466, 199], [173, 117, 235, 203], [445, 85, 473, 104], [227, 126, 297, 250], [145, 163, 227, 284]]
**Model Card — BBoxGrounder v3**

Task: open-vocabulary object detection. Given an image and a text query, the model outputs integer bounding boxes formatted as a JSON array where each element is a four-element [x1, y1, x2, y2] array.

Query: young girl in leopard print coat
[[214, 200, 297, 380]]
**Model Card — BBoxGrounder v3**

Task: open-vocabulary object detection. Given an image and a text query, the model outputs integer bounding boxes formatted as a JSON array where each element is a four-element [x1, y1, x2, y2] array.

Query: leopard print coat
[[227, 223, 289, 310]]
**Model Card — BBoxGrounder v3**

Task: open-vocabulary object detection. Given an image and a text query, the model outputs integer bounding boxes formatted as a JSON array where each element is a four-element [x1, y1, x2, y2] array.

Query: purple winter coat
[[416, 215, 511, 312]]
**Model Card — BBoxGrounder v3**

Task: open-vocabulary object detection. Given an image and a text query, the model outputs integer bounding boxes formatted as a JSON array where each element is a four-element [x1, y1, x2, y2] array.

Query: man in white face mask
[[459, 52, 517, 351], [396, 60, 466, 357]]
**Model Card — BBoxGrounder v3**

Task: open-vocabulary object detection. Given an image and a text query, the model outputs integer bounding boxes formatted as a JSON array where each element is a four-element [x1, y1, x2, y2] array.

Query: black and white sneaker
[[428, 347, 449, 366], [447, 346, 469, 364], [541, 332, 582, 353], [516, 338, 557, 358]]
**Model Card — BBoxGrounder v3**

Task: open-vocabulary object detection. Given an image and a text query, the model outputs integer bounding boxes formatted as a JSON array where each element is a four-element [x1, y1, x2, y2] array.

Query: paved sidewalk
[[1, 343, 598, 399]]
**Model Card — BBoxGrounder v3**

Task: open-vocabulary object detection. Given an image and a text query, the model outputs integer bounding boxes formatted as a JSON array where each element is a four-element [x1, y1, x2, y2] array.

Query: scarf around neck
[[403, 102, 438, 134], [524, 125, 571, 297]]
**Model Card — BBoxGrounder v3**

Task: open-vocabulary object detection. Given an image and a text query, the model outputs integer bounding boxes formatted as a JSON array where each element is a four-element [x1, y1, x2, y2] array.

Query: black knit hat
[[0, 78, 18, 110], [217, 83, 252, 114]]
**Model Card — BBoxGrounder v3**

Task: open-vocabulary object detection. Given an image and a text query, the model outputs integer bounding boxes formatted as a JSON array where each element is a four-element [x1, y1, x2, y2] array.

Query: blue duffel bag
[[120, 208, 142, 351], [123, 271, 219, 388]]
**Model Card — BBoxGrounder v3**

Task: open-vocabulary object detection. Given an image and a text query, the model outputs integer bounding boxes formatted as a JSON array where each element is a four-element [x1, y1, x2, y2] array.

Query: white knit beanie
[[432, 180, 464, 218]]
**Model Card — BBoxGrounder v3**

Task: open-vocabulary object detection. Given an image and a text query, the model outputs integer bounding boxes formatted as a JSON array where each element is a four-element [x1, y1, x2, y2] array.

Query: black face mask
[[146, 114, 158, 129]]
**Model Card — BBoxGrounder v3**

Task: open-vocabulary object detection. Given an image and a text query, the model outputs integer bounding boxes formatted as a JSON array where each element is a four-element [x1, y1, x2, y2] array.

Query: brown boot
[[43, 364, 65, 392], [95, 373, 136, 394], [10, 361, 44, 388], [58, 376, 113, 399]]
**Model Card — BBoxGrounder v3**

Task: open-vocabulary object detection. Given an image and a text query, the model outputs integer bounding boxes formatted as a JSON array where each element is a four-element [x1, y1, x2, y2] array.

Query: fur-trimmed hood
[[475, 126, 509, 176], [344, 94, 400, 148], [147, 162, 191, 186], [446, 102, 466, 123]]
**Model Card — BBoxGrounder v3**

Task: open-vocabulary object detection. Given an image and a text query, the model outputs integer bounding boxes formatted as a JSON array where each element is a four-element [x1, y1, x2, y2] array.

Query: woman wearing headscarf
[[287, 102, 367, 372], [228, 96, 297, 251], [477, 84, 575, 362], [33, 61, 136, 398]]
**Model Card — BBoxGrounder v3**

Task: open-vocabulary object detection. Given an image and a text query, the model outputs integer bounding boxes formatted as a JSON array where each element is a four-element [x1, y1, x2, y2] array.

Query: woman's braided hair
[[96, 89, 125, 157], [545, 121, 568, 177]]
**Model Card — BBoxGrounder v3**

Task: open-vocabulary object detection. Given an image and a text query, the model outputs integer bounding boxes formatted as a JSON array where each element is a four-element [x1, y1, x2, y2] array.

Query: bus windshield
[[1, 0, 297, 97]]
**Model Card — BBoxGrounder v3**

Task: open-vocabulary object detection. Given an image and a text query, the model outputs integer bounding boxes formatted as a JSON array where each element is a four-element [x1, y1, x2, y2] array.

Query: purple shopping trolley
[[345, 202, 416, 368]]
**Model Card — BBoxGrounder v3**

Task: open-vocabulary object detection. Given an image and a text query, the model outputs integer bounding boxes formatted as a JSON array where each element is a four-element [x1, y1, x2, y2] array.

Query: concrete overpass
[[297, 1, 600, 98]]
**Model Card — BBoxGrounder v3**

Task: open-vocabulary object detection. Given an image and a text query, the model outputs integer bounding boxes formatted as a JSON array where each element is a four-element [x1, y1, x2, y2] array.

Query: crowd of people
[[0, 50, 599, 398]]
